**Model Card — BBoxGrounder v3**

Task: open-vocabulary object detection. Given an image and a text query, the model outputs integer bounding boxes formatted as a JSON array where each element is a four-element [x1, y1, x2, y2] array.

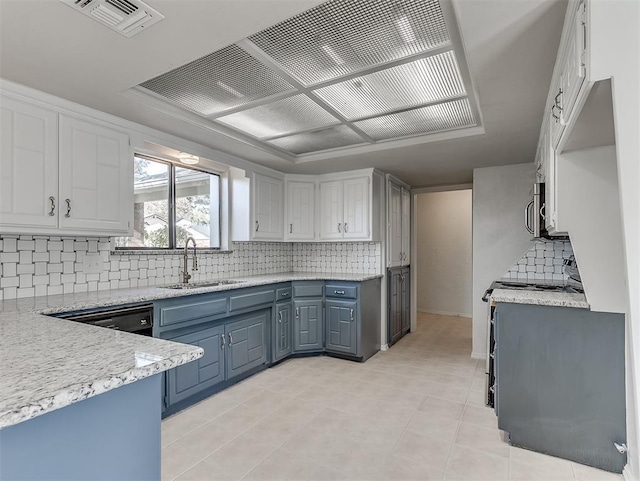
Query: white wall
[[471, 163, 535, 359], [416, 190, 472, 317], [589, 2, 640, 479]]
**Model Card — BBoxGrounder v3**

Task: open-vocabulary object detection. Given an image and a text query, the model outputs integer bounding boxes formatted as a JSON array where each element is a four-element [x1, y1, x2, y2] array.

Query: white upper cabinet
[[252, 173, 284, 240], [0, 97, 59, 229], [319, 180, 343, 240], [343, 177, 369, 239], [0, 91, 132, 236], [560, 2, 587, 126], [387, 175, 410, 267], [319, 176, 371, 241], [285, 180, 315, 240], [58, 115, 131, 234]]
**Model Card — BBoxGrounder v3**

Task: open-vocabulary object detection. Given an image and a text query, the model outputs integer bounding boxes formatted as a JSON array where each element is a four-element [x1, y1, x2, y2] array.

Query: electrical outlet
[[83, 253, 103, 274]]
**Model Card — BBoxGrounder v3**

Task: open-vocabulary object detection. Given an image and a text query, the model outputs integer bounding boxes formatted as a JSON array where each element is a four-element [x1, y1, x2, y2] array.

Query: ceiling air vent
[[61, 0, 164, 37]]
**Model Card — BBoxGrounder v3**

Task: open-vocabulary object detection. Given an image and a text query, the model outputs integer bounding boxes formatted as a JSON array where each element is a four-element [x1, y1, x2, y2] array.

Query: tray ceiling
[[134, 0, 482, 161]]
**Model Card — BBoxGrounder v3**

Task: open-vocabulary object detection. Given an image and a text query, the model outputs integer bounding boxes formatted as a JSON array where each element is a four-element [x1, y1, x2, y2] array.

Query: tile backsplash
[[502, 239, 575, 282], [0, 235, 381, 300]]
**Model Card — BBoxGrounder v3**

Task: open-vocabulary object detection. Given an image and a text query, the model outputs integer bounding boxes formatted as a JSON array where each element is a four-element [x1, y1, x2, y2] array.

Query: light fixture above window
[[178, 152, 199, 165]]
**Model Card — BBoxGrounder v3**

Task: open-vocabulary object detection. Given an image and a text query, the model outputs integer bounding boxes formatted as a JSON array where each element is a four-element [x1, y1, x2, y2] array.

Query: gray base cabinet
[[274, 301, 293, 361], [293, 299, 323, 351], [388, 267, 410, 346], [226, 310, 269, 380], [166, 325, 225, 405], [325, 300, 357, 355], [495, 302, 626, 473]]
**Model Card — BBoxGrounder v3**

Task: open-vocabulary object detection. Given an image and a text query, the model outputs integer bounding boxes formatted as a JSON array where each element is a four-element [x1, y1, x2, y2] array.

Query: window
[[115, 155, 221, 249]]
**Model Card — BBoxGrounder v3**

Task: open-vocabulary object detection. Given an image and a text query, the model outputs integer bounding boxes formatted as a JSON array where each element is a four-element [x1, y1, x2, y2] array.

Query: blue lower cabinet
[[325, 300, 358, 355], [226, 309, 269, 380], [166, 325, 225, 405], [274, 302, 293, 362], [293, 299, 324, 351]]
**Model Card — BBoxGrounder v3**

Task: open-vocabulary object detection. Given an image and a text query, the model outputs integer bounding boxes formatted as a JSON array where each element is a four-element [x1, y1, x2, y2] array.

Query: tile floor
[[162, 313, 624, 481]]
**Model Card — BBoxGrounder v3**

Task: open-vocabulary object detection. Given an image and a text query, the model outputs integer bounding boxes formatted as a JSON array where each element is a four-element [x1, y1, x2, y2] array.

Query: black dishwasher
[[53, 304, 154, 336]]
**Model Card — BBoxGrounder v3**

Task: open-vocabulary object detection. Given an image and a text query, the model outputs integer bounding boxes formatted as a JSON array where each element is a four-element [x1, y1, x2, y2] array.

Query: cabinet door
[[401, 268, 411, 334], [58, 115, 131, 234], [319, 180, 343, 239], [253, 173, 284, 240], [166, 324, 225, 406], [286, 181, 315, 240], [325, 300, 358, 355], [343, 177, 369, 239], [0, 96, 58, 229], [274, 302, 293, 361], [226, 310, 268, 380], [293, 299, 324, 351], [387, 182, 403, 267], [561, 3, 587, 125], [401, 188, 411, 266], [387, 270, 403, 346]]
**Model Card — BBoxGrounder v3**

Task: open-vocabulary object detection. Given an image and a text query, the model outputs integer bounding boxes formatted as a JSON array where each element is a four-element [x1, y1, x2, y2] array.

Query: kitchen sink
[[162, 280, 245, 290]]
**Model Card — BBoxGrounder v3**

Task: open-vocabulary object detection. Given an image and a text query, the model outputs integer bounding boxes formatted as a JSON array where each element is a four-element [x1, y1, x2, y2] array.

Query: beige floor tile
[[162, 410, 208, 447], [461, 404, 498, 429], [418, 395, 466, 420], [391, 430, 453, 473], [465, 387, 490, 407], [184, 393, 240, 425], [454, 421, 510, 458], [572, 462, 624, 480], [445, 445, 509, 481], [405, 410, 460, 442], [509, 447, 576, 481], [241, 448, 319, 481], [376, 453, 445, 481]]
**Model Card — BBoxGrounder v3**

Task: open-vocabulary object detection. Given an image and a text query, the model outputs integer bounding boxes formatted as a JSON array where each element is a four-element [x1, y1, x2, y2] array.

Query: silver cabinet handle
[[228, 333, 233, 346], [554, 88, 563, 111], [290, 223, 293, 234], [350, 309, 354, 321], [278, 311, 283, 323], [344, 223, 348, 233], [337, 223, 342, 233], [295, 307, 299, 319], [221, 333, 225, 350], [140, 319, 148, 326], [48, 196, 56, 216], [335, 290, 345, 295], [524, 200, 534, 234], [281, 291, 289, 297], [65, 199, 71, 218], [255, 220, 259, 232]]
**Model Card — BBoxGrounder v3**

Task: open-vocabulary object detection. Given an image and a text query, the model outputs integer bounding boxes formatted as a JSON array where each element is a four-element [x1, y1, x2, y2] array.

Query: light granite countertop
[[491, 288, 589, 309], [0, 272, 381, 429]]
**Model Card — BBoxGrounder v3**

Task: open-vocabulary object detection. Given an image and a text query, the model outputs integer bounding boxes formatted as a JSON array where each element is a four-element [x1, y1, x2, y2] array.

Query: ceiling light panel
[[312, 51, 466, 120], [248, 0, 451, 86], [354, 98, 475, 140], [139, 45, 295, 116], [216, 94, 340, 139], [268, 125, 366, 154]]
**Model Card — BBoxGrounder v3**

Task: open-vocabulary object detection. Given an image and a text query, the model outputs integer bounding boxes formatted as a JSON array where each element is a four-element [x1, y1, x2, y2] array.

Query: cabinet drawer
[[229, 289, 276, 312], [276, 287, 292, 300], [160, 298, 228, 326], [292, 282, 324, 298], [325, 285, 357, 299]]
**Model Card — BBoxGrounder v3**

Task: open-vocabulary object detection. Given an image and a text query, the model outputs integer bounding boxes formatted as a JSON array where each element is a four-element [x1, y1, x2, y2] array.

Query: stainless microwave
[[524, 183, 548, 238]]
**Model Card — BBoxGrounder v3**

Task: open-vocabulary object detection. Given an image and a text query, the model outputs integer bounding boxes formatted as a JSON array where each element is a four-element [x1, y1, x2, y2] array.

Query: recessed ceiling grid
[[134, 0, 480, 157], [248, 0, 451, 86], [139, 45, 295, 116], [311, 51, 466, 121]]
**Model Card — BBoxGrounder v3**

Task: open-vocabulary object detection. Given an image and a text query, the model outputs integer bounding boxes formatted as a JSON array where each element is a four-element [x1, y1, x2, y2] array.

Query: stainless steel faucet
[[182, 237, 198, 283]]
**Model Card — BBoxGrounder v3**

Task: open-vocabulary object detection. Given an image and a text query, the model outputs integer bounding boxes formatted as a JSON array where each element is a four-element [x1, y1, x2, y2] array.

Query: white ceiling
[[0, 0, 567, 187]]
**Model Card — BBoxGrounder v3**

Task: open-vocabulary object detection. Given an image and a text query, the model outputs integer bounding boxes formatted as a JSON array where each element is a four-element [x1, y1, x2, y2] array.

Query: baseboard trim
[[380, 344, 389, 351], [623, 464, 636, 481], [417, 308, 472, 318], [471, 350, 486, 361]]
